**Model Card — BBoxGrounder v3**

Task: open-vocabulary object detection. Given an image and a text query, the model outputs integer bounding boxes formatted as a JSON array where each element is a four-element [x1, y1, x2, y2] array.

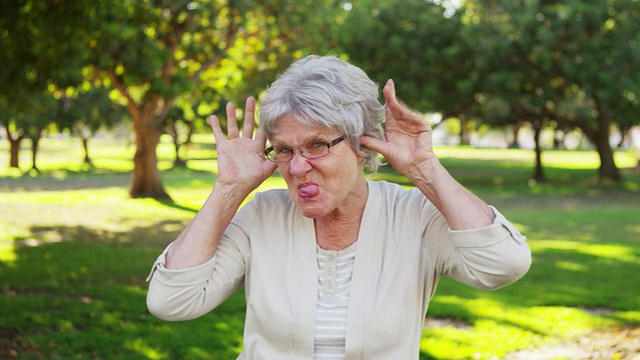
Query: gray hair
[[258, 55, 385, 172]]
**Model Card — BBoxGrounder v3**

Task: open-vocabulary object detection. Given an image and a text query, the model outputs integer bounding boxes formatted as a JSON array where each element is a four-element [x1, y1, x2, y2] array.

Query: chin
[[296, 206, 327, 219], [294, 200, 332, 219]]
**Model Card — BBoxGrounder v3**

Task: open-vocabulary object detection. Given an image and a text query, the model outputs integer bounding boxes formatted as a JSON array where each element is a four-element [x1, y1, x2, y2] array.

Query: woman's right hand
[[209, 97, 277, 196]]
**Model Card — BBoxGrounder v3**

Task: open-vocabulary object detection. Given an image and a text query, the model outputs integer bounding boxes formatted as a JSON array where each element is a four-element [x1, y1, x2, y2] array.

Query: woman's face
[[270, 115, 367, 219]]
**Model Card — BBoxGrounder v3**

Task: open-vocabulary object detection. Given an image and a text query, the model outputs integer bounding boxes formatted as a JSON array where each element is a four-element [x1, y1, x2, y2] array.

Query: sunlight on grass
[[126, 338, 165, 360], [617, 311, 640, 323], [0, 241, 17, 263], [531, 240, 639, 263], [422, 323, 536, 360], [432, 145, 638, 169], [434, 146, 532, 162], [434, 296, 616, 336], [422, 298, 619, 359], [542, 150, 637, 169], [555, 260, 586, 272], [1, 136, 638, 359]]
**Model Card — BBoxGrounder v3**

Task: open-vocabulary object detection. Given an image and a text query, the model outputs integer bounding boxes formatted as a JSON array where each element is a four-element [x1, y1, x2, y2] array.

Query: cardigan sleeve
[[430, 206, 531, 290], [146, 199, 258, 321]]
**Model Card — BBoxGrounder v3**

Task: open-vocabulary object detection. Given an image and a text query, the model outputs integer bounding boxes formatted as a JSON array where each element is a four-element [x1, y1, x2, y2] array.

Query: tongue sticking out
[[298, 184, 320, 199]]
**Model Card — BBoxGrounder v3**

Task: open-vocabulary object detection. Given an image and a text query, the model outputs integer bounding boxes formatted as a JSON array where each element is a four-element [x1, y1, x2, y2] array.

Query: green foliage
[[339, 0, 470, 114], [0, 0, 90, 96], [1, 136, 638, 359], [58, 84, 129, 134], [5, 0, 637, 193], [336, 0, 640, 181], [91, 0, 241, 98]]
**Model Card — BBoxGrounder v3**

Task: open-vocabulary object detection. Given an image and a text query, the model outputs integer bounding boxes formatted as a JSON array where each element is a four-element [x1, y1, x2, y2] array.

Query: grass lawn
[[1, 134, 639, 360]]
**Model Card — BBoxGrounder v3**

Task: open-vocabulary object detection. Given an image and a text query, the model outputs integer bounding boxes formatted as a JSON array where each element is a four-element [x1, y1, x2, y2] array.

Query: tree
[[0, 105, 27, 169], [465, 0, 562, 182], [57, 84, 128, 166], [0, 91, 58, 171], [0, 1, 92, 169], [87, 0, 241, 198], [475, 0, 640, 182], [338, 0, 474, 114], [551, 0, 640, 182], [163, 105, 194, 168], [89, 0, 344, 199]]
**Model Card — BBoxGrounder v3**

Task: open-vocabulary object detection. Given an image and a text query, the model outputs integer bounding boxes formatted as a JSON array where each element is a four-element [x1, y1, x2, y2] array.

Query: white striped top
[[313, 243, 357, 359]]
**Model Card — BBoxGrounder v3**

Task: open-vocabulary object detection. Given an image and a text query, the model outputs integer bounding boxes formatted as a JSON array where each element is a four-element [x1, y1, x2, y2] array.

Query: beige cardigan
[[147, 180, 531, 359]]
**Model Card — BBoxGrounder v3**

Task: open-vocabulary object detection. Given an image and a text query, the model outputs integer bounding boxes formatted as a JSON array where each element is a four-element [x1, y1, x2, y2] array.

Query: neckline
[[316, 240, 358, 255]]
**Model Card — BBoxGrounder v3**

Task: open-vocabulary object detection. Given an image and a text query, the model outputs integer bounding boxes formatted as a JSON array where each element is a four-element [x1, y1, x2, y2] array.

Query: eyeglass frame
[[264, 135, 346, 163]]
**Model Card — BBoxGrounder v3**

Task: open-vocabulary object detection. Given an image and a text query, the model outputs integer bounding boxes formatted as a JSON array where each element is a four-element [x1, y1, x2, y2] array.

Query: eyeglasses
[[264, 136, 346, 163]]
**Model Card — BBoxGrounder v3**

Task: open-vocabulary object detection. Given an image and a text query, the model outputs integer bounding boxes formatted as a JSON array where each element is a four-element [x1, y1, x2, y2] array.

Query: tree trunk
[[81, 137, 93, 165], [8, 138, 22, 168], [459, 116, 470, 145], [173, 143, 187, 168], [167, 123, 187, 168], [109, 72, 172, 199], [5, 127, 25, 168], [129, 108, 171, 199], [175, 122, 195, 168], [593, 117, 621, 182], [531, 121, 545, 183], [31, 126, 44, 172], [185, 122, 194, 147], [509, 122, 522, 148], [31, 138, 40, 172]]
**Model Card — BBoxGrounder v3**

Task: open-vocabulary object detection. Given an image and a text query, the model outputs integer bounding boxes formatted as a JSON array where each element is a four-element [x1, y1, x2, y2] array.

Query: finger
[[385, 106, 395, 125], [226, 102, 239, 138], [242, 97, 255, 138], [383, 79, 413, 121], [383, 79, 397, 105], [383, 79, 401, 114], [254, 127, 267, 146], [209, 115, 224, 142]]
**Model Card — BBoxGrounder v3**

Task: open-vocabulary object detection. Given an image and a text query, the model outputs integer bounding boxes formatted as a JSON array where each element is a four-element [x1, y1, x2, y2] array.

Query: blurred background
[[1, 1, 639, 359]]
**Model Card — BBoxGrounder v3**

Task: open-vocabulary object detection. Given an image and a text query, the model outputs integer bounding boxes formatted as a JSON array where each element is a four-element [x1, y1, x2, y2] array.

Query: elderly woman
[[146, 55, 531, 359]]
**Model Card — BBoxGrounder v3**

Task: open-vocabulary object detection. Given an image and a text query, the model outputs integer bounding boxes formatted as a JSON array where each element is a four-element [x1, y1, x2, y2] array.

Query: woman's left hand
[[360, 79, 437, 179]]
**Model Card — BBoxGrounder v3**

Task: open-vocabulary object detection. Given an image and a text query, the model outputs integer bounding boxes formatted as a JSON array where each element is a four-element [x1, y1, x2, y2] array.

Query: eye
[[275, 146, 293, 155], [308, 141, 328, 150]]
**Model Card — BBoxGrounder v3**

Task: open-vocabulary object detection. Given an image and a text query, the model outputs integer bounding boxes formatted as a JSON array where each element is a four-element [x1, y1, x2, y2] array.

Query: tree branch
[[108, 71, 140, 120]]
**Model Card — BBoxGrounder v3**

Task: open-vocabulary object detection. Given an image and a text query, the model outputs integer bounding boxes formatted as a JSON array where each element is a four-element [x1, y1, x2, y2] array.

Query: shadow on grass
[[429, 237, 640, 322], [1, 155, 638, 359], [0, 222, 246, 359], [154, 199, 199, 213], [0, 168, 132, 192], [0, 165, 218, 193], [3, 153, 637, 197], [1, 221, 638, 359], [12, 221, 185, 248]]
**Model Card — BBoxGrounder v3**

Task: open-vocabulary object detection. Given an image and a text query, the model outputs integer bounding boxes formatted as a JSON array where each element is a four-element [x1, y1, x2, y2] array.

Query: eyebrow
[[269, 135, 334, 147]]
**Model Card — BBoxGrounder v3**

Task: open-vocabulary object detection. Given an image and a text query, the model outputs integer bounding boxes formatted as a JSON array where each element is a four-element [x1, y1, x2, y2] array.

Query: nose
[[288, 150, 312, 176]]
